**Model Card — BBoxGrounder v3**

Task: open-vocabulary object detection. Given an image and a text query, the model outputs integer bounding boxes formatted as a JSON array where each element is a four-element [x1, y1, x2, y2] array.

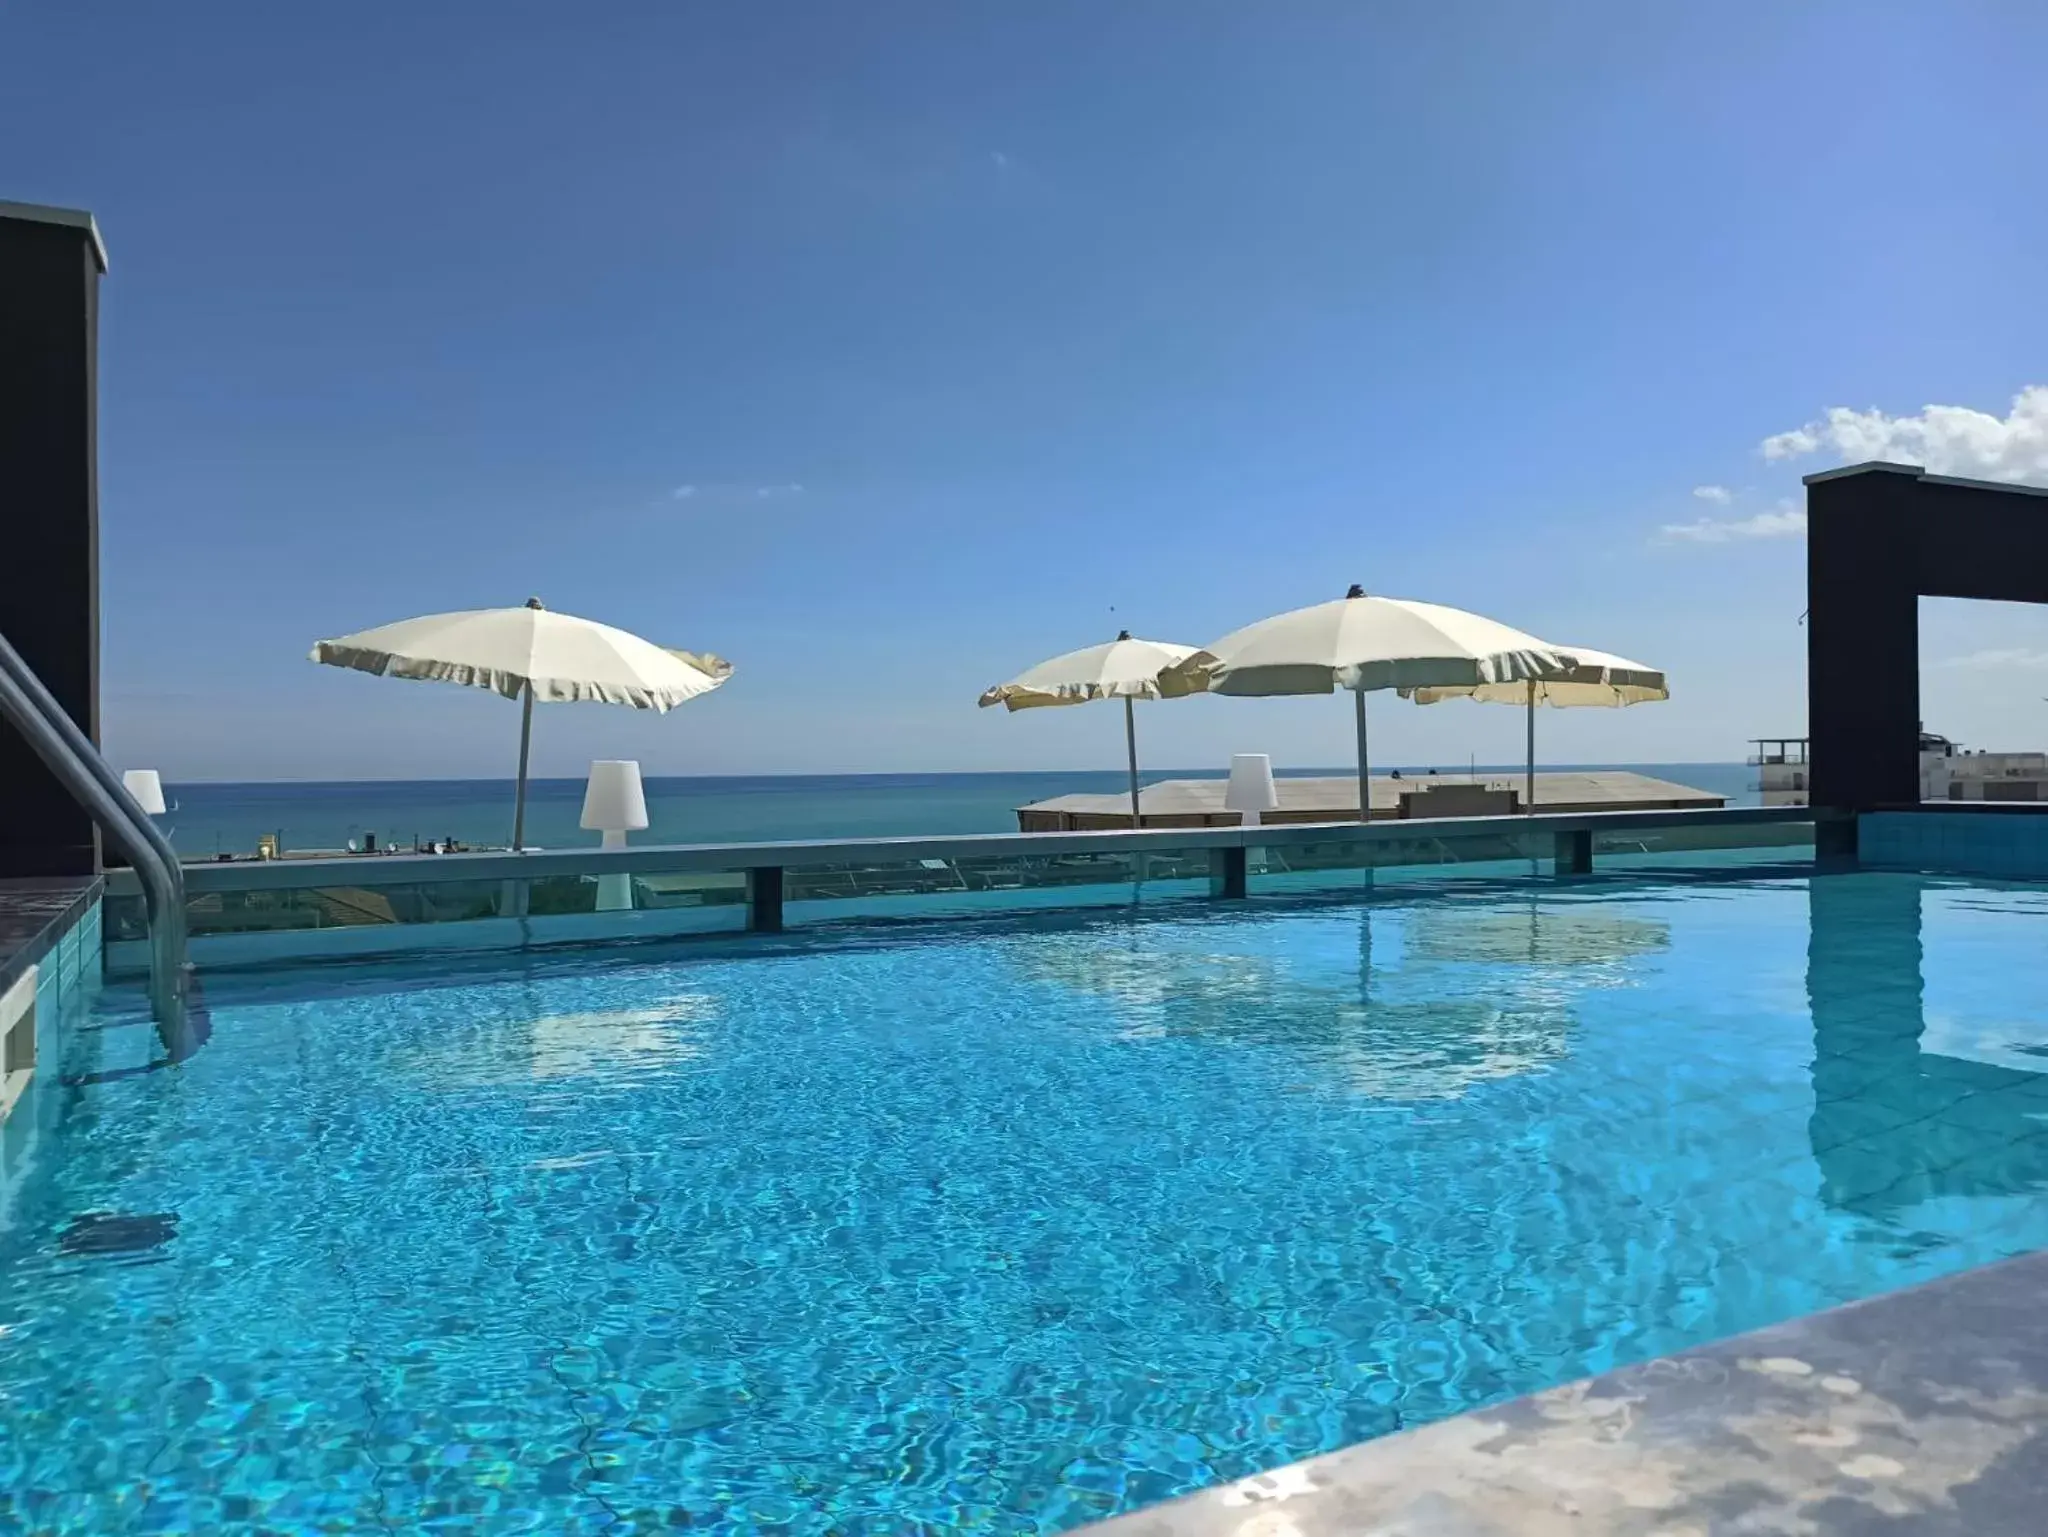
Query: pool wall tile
[[1859, 811, 2048, 879], [1, 892, 101, 1245]]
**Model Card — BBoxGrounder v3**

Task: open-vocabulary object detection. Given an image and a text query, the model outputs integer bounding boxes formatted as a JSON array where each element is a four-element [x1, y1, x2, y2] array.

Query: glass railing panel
[[100, 812, 1818, 973], [174, 881, 508, 934], [1251, 825, 1552, 894], [160, 872, 755, 937], [633, 872, 749, 910], [103, 891, 149, 944], [783, 848, 1214, 925], [1590, 820, 1815, 871]]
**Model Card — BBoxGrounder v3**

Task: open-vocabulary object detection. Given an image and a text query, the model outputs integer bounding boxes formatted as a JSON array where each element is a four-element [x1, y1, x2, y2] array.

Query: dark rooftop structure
[[1807, 460, 2048, 823], [0, 200, 107, 877]]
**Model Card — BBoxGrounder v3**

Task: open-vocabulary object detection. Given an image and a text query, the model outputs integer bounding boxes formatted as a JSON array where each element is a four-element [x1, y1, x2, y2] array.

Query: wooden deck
[[1016, 770, 1724, 830]]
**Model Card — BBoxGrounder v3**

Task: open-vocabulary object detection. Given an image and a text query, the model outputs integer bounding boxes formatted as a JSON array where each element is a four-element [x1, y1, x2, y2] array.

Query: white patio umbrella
[[979, 630, 1199, 825], [311, 597, 732, 850], [1401, 645, 1668, 813], [1159, 586, 1573, 823]]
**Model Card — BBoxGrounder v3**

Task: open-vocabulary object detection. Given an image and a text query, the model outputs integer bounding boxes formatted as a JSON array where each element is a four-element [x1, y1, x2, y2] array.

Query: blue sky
[[7, 2, 2048, 779]]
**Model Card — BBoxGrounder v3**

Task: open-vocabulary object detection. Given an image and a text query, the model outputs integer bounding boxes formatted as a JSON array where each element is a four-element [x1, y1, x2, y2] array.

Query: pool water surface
[[4, 871, 2048, 1531]]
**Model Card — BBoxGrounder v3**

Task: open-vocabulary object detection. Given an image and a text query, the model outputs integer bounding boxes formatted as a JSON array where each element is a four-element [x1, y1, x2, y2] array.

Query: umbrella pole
[[1124, 695, 1142, 827], [1526, 677, 1536, 814], [1354, 687, 1370, 824], [512, 680, 534, 852]]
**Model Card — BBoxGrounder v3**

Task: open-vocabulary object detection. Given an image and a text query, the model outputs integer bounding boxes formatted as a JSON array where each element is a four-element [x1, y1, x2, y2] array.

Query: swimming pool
[[5, 871, 2048, 1531]]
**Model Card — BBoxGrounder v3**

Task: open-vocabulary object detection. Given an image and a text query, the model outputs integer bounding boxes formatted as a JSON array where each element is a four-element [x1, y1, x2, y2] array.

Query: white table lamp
[[122, 769, 168, 816], [581, 760, 648, 910], [1224, 754, 1279, 827]]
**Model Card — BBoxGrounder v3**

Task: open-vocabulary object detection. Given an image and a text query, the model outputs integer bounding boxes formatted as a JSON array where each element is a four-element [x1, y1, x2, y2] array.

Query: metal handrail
[[0, 630, 189, 1050]]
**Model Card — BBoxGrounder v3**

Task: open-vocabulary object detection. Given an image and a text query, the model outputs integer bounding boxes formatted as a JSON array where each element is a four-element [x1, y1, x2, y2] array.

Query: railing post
[[1210, 846, 1247, 900], [749, 866, 784, 932], [1553, 829, 1593, 876], [1816, 814, 1858, 868]]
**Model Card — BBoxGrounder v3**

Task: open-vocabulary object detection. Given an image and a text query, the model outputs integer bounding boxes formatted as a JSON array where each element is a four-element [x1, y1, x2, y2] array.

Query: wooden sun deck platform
[[1016, 770, 1723, 831]]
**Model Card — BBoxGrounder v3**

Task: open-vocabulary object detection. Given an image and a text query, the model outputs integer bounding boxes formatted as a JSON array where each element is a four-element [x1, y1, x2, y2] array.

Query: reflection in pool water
[[406, 996, 718, 1087], [1017, 901, 1670, 1100]]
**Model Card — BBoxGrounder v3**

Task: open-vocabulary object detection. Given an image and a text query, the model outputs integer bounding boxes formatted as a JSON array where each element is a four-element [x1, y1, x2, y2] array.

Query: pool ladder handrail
[[0, 627, 190, 1051]]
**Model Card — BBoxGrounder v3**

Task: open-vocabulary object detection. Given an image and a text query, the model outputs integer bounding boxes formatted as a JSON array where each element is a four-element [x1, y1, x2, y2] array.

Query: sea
[[152, 764, 1756, 857]]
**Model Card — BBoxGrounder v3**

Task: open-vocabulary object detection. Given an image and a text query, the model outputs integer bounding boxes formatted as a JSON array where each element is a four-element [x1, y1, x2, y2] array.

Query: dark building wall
[[0, 204, 104, 876], [1807, 463, 2048, 814]]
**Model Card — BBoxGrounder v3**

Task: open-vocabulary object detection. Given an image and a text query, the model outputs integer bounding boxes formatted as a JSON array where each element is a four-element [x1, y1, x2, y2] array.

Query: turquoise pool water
[[5, 871, 2048, 1531]]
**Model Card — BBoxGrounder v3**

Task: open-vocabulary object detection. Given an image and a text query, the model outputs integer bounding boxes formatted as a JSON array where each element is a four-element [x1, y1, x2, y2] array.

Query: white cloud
[[990, 151, 1012, 170], [1661, 498, 1806, 545], [1760, 386, 2048, 484], [1758, 426, 1819, 461], [1691, 484, 1733, 504], [1938, 647, 2048, 671], [670, 481, 803, 501]]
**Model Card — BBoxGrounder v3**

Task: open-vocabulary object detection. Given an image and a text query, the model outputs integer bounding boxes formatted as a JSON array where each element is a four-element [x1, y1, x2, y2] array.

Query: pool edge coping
[[1074, 1245, 2048, 1535]]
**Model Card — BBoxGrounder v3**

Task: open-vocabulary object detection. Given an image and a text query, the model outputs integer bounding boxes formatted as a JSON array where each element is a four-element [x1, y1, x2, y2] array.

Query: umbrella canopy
[[1402, 645, 1666, 708], [311, 603, 730, 709], [980, 631, 1198, 823], [1401, 644, 1667, 814], [1161, 587, 1571, 698], [1160, 587, 1574, 822], [311, 598, 731, 849], [979, 633, 1197, 711]]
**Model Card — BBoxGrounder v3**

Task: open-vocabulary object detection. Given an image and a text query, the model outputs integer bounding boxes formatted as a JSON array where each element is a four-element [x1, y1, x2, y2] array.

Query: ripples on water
[[4, 873, 2048, 1531]]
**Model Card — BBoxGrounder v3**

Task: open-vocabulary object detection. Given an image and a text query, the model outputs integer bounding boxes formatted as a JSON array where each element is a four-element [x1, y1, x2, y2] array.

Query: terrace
[[7, 200, 2048, 1534]]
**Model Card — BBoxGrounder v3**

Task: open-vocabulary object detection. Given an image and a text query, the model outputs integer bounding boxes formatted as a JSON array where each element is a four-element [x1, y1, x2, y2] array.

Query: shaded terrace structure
[[1017, 769, 1721, 830]]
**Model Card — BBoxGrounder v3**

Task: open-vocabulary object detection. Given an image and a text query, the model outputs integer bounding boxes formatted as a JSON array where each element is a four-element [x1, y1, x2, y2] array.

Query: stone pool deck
[[1081, 1248, 2048, 1536]]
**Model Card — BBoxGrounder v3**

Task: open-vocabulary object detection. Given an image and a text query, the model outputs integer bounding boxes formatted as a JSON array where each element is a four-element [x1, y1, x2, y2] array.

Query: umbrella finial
[[526, 596, 545, 610], [1115, 628, 1131, 640], [1346, 584, 1366, 599]]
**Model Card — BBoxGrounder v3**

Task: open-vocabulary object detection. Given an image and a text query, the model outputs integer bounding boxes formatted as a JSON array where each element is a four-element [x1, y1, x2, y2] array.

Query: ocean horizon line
[[147, 760, 1748, 789]]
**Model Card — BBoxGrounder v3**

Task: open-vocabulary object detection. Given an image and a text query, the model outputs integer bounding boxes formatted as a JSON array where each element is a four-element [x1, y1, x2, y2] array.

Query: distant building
[[1752, 731, 2048, 807], [1751, 738, 1810, 807]]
